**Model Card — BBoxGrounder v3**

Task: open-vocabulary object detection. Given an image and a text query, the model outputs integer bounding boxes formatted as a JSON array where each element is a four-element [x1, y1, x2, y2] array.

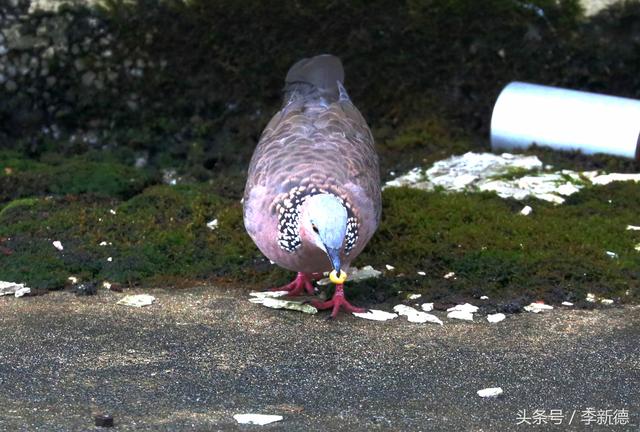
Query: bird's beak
[[325, 247, 341, 274]]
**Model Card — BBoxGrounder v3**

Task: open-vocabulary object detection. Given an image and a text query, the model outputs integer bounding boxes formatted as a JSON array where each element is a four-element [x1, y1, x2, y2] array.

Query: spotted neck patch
[[276, 186, 359, 255]]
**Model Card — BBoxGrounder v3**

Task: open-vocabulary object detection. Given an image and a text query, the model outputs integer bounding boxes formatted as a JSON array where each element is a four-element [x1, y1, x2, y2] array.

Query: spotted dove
[[243, 54, 381, 317]]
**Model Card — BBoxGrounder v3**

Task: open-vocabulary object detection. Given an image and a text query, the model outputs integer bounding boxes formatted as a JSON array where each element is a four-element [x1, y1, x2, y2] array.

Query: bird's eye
[[312, 225, 319, 233]]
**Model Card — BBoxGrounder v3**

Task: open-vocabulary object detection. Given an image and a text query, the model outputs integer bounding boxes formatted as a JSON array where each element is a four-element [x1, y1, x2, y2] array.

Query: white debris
[[524, 302, 554, 313], [477, 387, 503, 398], [626, 225, 640, 231], [443, 271, 456, 279], [14, 286, 31, 297], [480, 295, 489, 300], [233, 414, 283, 425], [447, 303, 479, 313], [417, 271, 426, 276], [107, 257, 113, 262], [353, 309, 397, 321], [520, 205, 533, 216], [561, 301, 574, 306], [591, 173, 640, 186], [117, 294, 155, 307], [447, 310, 474, 321], [385, 264, 395, 271], [384, 152, 640, 205], [635, 243, 640, 252], [605, 251, 618, 259], [99, 241, 108, 246], [109, 209, 117, 215], [249, 297, 317, 314], [408, 294, 422, 300], [206, 218, 219, 230], [586, 293, 596, 303], [249, 290, 289, 299], [52, 240, 63, 251], [421, 303, 434, 312], [68, 276, 79, 284], [393, 304, 443, 325], [0, 281, 31, 297], [487, 313, 505, 323], [317, 265, 381, 285], [102, 281, 112, 290], [600, 298, 614, 305]]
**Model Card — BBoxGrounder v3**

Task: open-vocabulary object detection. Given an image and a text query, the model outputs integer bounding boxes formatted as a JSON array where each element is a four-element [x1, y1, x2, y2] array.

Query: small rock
[[447, 310, 474, 321], [385, 264, 395, 271], [524, 302, 554, 313], [561, 301, 574, 306], [520, 205, 533, 216], [233, 414, 283, 425], [600, 298, 614, 305], [480, 295, 489, 300], [417, 271, 426, 276], [487, 313, 505, 323], [477, 387, 503, 398], [353, 309, 397, 321], [447, 303, 479, 313], [117, 294, 155, 308], [52, 240, 63, 251], [586, 293, 596, 303], [393, 305, 443, 325], [206, 219, 219, 230], [408, 294, 422, 300], [443, 271, 456, 279], [421, 303, 434, 312], [94, 413, 114, 427]]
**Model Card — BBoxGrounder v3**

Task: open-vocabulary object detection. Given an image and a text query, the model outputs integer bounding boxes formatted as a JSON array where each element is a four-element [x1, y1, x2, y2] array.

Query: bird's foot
[[311, 284, 364, 318], [270, 272, 315, 296]]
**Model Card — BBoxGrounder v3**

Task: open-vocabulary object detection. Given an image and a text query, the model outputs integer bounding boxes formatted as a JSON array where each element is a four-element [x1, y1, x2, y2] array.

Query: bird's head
[[299, 194, 347, 277]]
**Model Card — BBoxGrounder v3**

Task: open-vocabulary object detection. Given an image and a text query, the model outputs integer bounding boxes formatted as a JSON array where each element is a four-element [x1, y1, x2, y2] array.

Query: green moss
[[0, 184, 278, 289], [356, 183, 640, 303], [0, 154, 155, 204]]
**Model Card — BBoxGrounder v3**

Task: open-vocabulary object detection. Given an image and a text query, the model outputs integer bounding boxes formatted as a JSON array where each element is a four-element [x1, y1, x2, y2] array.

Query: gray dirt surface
[[0, 287, 638, 431]]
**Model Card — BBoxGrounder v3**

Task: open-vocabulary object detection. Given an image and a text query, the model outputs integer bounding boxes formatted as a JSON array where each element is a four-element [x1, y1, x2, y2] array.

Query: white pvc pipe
[[491, 82, 640, 160]]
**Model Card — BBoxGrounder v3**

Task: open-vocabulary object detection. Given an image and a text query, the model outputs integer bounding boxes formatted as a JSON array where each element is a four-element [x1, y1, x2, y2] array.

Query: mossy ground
[[1, 1, 640, 306], [1, 151, 639, 307]]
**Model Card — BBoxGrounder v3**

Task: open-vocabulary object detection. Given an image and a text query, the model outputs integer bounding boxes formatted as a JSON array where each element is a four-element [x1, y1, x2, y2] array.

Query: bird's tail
[[284, 54, 344, 105]]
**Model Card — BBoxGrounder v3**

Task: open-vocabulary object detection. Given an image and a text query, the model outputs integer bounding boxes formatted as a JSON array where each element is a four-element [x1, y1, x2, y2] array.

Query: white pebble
[[417, 271, 426, 276], [107, 257, 113, 262], [447, 303, 479, 313], [52, 240, 63, 251], [447, 310, 474, 321], [601, 298, 614, 305], [443, 271, 456, 279], [561, 301, 574, 306], [393, 305, 443, 325], [385, 264, 395, 271], [487, 313, 505, 323], [233, 414, 283, 425], [353, 309, 397, 321], [480, 295, 489, 300], [520, 205, 533, 216], [524, 302, 554, 313], [408, 294, 422, 300], [477, 387, 503, 398], [421, 303, 434, 312], [586, 293, 596, 302], [206, 218, 219, 230]]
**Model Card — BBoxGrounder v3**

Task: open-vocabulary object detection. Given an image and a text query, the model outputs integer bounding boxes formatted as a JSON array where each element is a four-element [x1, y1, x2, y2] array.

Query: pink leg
[[270, 272, 315, 296], [311, 284, 365, 318]]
